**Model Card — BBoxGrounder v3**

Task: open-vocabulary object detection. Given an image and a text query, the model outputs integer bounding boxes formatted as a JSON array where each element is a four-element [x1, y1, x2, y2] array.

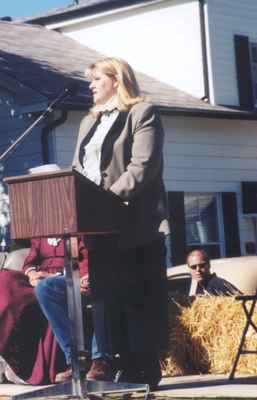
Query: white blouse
[[82, 97, 119, 185]]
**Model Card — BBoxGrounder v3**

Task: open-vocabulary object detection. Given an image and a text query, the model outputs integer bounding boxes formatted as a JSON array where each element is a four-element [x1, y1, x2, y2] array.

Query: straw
[[161, 295, 257, 376]]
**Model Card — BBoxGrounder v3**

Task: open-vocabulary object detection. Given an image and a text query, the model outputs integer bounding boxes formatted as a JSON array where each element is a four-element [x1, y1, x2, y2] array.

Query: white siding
[[205, 0, 257, 106], [52, 111, 84, 167], [56, 0, 205, 98], [162, 115, 257, 252], [162, 115, 257, 191]]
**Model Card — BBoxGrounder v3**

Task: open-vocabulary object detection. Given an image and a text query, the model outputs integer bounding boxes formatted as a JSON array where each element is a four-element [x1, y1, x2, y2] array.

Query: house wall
[[55, 0, 205, 98], [52, 110, 84, 167], [162, 115, 257, 192], [162, 114, 257, 254], [0, 88, 44, 246], [205, 0, 257, 106], [0, 91, 43, 178]]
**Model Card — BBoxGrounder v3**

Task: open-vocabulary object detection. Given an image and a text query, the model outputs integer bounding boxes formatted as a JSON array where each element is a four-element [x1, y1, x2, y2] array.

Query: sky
[[0, 0, 71, 18]]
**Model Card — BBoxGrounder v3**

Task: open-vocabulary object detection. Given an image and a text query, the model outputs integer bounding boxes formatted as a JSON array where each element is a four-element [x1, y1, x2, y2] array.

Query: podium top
[[5, 168, 76, 184]]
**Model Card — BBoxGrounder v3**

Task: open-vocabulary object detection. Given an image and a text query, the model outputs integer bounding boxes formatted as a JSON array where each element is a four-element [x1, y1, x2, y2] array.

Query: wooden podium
[[5, 168, 126, 239], [5, 169, 149, 400]]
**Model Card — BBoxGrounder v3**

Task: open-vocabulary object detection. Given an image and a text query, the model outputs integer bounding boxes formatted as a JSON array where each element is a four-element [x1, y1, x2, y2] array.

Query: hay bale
[[161, 295, 257, 376]]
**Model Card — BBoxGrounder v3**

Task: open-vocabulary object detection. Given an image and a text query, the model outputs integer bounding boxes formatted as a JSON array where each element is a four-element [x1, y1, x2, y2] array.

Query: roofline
[[57, 101, 257, 120], [158, 105, 257, 120], [22, 0, 170, 26]]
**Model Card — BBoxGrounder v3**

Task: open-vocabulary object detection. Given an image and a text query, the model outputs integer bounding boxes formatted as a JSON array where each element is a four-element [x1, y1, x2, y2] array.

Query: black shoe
[[117, 352, 162, 390], [142, 358, 162, 390], [115, 366, 161, 390]]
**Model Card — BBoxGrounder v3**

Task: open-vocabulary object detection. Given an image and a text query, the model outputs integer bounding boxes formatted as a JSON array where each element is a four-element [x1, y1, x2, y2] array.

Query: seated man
[[187, 249, 240, 295], [35, 269, 112, 383]]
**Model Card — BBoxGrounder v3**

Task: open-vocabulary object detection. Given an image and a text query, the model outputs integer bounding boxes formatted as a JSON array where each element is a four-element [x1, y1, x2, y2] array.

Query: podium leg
[[64, 236, 87, 397]]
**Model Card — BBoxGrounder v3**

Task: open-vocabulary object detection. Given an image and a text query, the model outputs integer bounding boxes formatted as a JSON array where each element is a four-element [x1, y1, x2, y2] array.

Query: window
[[184, 193, 225, 259], [250, 42, 257, 105]]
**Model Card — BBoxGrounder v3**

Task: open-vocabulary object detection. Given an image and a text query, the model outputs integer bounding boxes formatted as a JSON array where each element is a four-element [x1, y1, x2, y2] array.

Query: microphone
[[63, 81, 80, 96], [53, 81, 80, 105]]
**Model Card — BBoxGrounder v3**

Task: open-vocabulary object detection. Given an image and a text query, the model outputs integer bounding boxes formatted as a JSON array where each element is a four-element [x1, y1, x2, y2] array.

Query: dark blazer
[[73, 101, 170, 248]]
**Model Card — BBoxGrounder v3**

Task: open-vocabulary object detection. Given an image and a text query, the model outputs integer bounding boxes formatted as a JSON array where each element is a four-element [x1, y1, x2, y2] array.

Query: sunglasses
[[189, 262, 209, 270]]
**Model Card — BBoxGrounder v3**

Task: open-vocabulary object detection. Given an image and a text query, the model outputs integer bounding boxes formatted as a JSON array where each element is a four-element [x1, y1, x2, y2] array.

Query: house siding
[[57, 0, 205, 98], [162, 115, 257, 191], [162, 114, 257, 255], [0, 88, 45, 246], [52, 110, 84, 167], [0, 93, 43, 179], [205, 0, 257, 106]]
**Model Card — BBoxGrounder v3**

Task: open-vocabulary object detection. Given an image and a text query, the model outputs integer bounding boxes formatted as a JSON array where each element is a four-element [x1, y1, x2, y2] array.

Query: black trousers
[[86, 236, 168, 355]]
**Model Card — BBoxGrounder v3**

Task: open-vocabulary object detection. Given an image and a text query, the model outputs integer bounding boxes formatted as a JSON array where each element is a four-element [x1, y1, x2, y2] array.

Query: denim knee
[[35, 275, 66, 304], [35, 278, 48, 302]]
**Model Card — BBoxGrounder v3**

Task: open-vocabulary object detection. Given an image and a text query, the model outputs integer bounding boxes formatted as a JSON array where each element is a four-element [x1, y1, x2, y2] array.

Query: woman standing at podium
[[37, 57, 169, 388]]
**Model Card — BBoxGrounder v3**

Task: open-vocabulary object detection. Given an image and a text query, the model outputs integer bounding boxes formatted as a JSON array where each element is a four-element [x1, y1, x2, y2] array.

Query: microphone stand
[[0, 89, 72, 163]]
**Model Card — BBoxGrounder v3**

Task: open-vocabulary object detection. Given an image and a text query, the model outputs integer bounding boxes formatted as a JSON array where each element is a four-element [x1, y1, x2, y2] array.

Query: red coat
[[0, 237, 88, 384], [23, 237, 88, 277]]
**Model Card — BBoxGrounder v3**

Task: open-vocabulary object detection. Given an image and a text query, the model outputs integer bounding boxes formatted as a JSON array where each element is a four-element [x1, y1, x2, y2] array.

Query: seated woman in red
[[0, 237, 88, 384]]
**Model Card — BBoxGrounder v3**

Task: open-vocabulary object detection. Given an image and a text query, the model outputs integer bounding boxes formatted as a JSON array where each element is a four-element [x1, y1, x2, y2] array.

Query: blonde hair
[[86, 57, 145, 114]]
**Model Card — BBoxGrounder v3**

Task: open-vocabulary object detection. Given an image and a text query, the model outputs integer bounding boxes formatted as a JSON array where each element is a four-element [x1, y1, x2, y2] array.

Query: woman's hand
[[80, 275, 89, 293], [27, 271, 54, 287]]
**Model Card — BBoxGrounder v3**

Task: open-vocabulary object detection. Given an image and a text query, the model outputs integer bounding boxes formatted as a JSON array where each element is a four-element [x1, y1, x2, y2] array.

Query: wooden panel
[[6, 169, 125, 239], [8, 174, 77, 238]]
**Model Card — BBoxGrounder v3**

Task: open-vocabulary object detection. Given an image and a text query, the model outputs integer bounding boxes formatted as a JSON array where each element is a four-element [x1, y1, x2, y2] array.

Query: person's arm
[[78, 239, 89, 277], [110, 104, 164, 201], [22, 239, 41, 275], [22, 238, 58, 286], [78, 238, 89, 293]]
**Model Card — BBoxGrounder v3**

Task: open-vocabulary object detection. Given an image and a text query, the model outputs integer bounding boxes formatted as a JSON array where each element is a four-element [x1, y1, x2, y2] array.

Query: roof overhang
[[19, 0, 171, 28], [159, 105, 257, 120]]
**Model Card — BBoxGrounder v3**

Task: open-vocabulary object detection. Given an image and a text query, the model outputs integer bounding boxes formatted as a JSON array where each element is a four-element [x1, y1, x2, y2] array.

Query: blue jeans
[[35, 275, 108, 365]]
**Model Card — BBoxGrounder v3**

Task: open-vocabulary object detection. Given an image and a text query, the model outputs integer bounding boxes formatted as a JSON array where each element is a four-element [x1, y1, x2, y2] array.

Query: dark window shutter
[[234, 34, 254, 109], [222, 192, 241, 257], [167, 191, 186, 265]]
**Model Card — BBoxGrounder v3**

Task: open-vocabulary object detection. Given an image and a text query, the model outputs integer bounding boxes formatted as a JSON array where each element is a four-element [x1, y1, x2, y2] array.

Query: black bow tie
[[99, 108, 117, 117]]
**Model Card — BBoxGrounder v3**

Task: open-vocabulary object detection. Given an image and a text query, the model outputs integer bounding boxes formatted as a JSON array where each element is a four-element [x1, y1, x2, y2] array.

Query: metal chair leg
[[229, 298, 257, 380]]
